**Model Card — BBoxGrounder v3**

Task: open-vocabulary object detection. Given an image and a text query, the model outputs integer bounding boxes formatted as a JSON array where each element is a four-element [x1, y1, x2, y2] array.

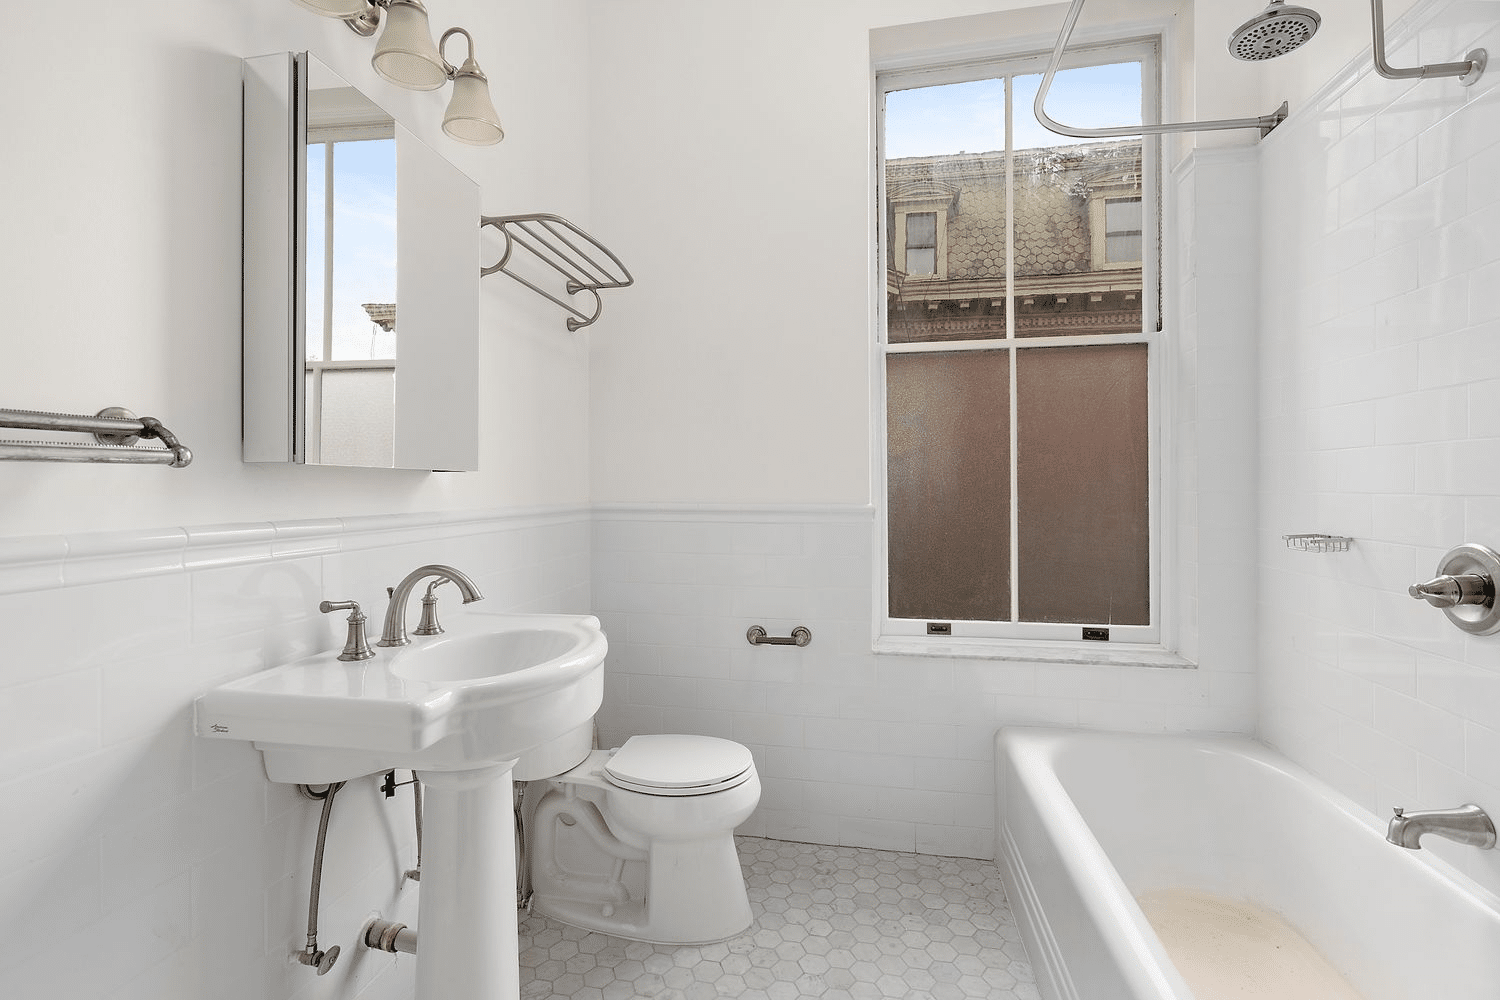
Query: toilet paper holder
[[746, 625, 812, 647]]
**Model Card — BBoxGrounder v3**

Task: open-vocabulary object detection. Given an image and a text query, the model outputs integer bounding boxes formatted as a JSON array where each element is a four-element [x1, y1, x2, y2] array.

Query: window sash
[[875, 38, 1163, 646]]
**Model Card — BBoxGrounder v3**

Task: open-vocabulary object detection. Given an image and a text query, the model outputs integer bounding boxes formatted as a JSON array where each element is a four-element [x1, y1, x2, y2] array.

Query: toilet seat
[[603, 734, 755, 796]]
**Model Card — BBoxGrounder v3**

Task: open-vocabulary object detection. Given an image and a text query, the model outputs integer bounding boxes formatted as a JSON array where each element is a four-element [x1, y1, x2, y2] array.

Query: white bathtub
[[994, 727, 1500, 1000]]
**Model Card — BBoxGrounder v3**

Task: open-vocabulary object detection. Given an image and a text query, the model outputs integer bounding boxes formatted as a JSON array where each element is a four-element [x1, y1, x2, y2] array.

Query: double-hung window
[[878, 39, 1162, 647]]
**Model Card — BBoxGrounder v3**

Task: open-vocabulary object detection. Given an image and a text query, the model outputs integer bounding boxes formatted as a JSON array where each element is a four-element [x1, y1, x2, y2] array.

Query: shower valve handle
[[1408, 574, 1491, 609]]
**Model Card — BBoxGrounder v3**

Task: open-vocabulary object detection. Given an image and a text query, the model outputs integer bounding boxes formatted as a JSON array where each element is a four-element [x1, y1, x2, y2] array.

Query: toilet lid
[[603, 735, 755, 795]]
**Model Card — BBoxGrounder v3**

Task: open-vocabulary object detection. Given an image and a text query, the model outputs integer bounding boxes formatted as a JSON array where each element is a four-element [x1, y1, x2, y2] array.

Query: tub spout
[[1386, 803, 1496, 850]]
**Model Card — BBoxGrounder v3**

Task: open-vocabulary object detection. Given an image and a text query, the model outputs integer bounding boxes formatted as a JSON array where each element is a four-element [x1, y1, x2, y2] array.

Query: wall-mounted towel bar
[[747, 625, 813, 647], [0, 407, 193, 467], [480, 213, 633, 332]]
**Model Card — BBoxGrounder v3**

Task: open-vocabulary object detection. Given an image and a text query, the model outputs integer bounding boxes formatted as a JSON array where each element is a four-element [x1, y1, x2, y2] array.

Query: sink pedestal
[[416, 764, 520, 1000]]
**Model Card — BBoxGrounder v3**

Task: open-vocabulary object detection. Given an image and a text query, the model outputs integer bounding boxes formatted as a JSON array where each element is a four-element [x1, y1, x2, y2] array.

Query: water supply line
[[515, 782, 531, 911], [293, 781, 346, 975]]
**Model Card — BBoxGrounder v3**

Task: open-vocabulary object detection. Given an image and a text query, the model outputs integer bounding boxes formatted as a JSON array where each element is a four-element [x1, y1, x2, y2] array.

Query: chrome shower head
[[1228, 0, 1321, 61]]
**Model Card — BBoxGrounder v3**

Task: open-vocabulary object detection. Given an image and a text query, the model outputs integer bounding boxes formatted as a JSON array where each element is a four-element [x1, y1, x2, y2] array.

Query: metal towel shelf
[[1283, 533, 1352, 553], [0, 407, 193, 467], [480, 213, 633, 332]]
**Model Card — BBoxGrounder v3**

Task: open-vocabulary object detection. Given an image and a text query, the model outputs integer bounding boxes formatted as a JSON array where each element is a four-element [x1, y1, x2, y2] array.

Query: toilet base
[[525, 753, 761, 946], [531, 834, 753, 945]]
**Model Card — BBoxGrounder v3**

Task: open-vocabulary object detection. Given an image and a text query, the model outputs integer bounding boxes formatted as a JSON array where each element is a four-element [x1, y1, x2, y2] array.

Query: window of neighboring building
[[878, 40, 1162, 647], [1105, 197, 1143, 264], [905, 211, 938, 274]]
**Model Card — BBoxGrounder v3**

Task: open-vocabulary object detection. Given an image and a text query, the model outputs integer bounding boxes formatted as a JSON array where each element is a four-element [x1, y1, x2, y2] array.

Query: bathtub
[[994, 727, 1500, 1000]]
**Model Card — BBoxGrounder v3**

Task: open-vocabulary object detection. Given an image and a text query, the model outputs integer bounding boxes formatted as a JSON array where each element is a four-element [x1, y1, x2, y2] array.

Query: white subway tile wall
[[592, 504, 1256, 862], [1257, 0, 1500, 896], [0, 510, 591, 1000]]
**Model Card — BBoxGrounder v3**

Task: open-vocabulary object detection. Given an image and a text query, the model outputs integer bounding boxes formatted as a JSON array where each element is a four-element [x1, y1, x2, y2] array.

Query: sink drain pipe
[[365, 917, 419, 955]]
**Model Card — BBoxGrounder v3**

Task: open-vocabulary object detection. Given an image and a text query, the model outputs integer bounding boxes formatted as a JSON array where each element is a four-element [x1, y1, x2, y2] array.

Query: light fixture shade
[[291, 0, 371, 17], [371, 0, 449, 91], [443, 62, 504, 145]]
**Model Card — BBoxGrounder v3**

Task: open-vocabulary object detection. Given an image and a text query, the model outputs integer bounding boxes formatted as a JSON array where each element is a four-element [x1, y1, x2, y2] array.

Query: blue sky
[[885, 62, 1143, 157]]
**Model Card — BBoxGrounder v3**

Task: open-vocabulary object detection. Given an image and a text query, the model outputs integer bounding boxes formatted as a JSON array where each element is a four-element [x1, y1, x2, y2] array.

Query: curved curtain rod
[[1370, 0, 1485, 86], [1034, 0, 1288, 140]]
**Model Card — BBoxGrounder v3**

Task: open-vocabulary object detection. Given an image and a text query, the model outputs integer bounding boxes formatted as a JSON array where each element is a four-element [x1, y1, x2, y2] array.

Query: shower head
[[1228, 0, 1322, 61]]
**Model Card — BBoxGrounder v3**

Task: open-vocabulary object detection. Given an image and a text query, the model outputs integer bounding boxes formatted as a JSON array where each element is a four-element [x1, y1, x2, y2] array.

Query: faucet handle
[[1408, 574, 1490, 608], [413, 578, 450, 636], [320, 600, 376, 662]]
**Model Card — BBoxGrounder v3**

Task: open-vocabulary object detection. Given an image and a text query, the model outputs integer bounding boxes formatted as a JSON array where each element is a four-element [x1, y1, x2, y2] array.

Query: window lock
[[926, 622, 952, 635], [1082, 627, 1110, 642]]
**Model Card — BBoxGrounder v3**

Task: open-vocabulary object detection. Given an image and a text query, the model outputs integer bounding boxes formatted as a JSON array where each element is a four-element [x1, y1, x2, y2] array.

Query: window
[[878, 40, 1161, 646], [1105, 198, 1143, 264], [905, 212, 938, 274]]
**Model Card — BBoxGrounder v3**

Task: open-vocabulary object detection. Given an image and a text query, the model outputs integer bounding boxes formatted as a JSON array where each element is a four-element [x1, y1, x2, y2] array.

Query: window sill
[[873, 635, 1195, 669]]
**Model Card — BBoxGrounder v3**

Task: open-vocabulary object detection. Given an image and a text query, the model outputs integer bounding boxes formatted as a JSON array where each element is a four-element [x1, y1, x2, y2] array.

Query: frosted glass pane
[[319, 369, 395, 467], [887, 352, 1010, 621], [1016, 344, 1148, 625]]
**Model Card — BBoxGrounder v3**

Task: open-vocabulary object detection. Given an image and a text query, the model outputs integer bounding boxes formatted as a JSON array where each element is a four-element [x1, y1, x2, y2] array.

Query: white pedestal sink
[[194, 610, 607, 1000]]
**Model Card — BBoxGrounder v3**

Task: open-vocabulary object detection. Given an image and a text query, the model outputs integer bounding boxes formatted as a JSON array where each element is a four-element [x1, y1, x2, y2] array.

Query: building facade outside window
[[878, 40, 1162, 647]]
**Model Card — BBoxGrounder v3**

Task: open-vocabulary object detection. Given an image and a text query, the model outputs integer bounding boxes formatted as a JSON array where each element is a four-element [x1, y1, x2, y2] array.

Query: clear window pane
[[1106, 197, 1143, 264], [1016, 344, 1149, 625], [885, 79, 1006, 344], [1013, 69, 1143, 338], [1106, 233, 1142, 264], [1106, 198, 1142, 232], [329, 138, 397, 361], [907, 212, 937, 247], [906, 247, 936, 275], [887, 352, 1010, 621]]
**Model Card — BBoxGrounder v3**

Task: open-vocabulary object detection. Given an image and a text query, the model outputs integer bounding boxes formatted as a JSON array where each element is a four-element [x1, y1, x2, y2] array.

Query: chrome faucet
[[1386, 803, 1496, 850], [379, 564, 485, 647]]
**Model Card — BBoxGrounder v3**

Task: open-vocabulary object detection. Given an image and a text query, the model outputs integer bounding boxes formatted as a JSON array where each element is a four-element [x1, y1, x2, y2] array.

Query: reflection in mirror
[[304, 66, 398, 466], [242, 51, 478, 471]]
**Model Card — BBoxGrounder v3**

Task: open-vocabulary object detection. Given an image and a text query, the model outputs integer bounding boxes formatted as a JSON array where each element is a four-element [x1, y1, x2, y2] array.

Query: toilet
[[524, 733, 761, 945]]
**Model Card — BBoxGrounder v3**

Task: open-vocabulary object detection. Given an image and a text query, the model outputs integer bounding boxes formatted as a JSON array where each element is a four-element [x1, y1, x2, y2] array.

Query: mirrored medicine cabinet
[[243, 51, 479, 471]]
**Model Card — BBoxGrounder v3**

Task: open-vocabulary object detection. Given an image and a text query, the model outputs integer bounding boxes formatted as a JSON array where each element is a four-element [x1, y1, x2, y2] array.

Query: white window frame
[[873, 35, 1172, 657]]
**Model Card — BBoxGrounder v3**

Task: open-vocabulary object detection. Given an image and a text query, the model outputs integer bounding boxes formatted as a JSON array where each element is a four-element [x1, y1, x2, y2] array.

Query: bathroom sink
[[392, 627, 584, 683], [194, 612, 606, 783]]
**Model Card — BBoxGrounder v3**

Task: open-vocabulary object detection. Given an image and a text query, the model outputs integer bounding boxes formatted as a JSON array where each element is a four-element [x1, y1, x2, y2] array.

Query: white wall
[[1253, 0, 1500, 896], [584, 0, 1260, 861], [0, 2, 593, 537], [0, 2, 596, 998]]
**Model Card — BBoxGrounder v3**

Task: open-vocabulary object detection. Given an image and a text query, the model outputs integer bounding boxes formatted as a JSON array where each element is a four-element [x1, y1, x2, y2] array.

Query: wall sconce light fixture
[[289, 0, 504, 145]]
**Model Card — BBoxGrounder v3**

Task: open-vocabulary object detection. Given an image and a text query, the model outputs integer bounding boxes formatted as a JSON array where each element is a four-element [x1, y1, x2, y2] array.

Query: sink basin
[[392, 628, 583, 683], [194, 611, 606, 784]]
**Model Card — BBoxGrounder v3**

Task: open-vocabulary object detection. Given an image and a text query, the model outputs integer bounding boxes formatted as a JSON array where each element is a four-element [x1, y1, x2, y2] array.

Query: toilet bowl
[[525, 734, 761, 944]]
